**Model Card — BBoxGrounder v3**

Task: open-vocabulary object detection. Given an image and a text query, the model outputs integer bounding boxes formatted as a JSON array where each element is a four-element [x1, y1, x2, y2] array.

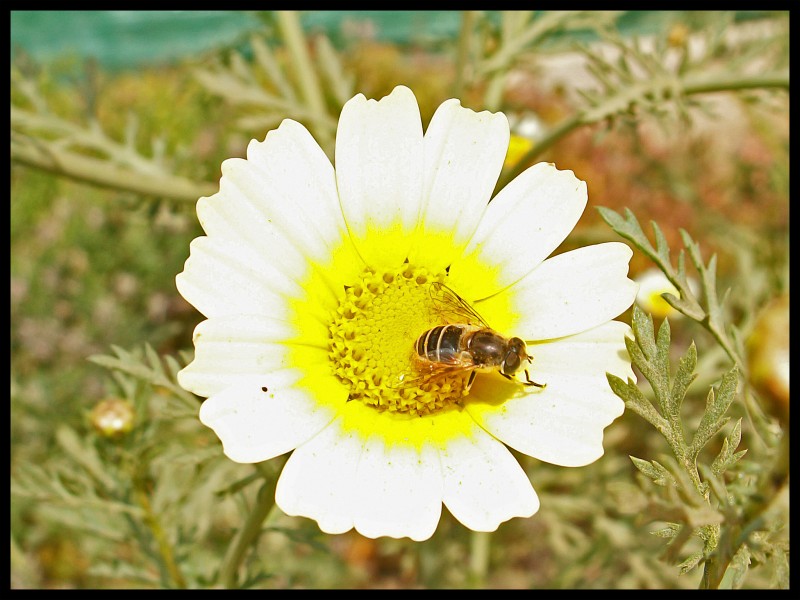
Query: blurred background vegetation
[[10, 10, 788, 589]]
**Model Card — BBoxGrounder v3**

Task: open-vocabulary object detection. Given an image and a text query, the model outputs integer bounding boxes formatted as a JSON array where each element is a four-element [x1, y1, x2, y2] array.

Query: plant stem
[[275, 11, 331, 149], [681, 70, 789, 95], [705, 320, 747, 380], [701, 428, 789, 588], [495, 69, 788, 193], [453, 11, 476, 98], [134, 483, 187, 589], [467, 530, 491, 588], [11, 138, 218, 203], [217, 467, 280, 588]]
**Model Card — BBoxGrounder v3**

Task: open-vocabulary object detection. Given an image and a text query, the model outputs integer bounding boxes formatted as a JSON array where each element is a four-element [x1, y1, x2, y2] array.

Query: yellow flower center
[[645, 289, 678, 319], [328, 265, 471, 416]]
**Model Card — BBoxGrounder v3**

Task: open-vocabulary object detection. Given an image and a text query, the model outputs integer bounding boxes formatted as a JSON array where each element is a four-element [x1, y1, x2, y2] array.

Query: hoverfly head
[[502, 337, 528, 376]]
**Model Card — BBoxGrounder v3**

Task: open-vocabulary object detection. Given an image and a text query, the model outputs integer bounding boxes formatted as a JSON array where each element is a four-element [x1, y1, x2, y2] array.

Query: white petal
[[440, 428, 539, 532], [176, 235, 329, 322], [278, 401, 465, 541], [478, 242, 637, 340], [177, 315, 329, 398], [195, 120, 363, 305], [467, 321, 631, 467], [530, 320, 635, 383], [408, 99, 509, 272], [352, 436, 442, 541], [245, 120, 353, 258], [275, 417, 361, 535], [335, 85, 424, 268], [197, 167, 310, 284], [447, 163, 587, 300], [198, 370, 341, 463]]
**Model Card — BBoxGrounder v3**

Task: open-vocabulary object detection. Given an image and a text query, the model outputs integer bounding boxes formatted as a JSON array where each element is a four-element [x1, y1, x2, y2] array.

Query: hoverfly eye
[[503, 351, 521, 374]]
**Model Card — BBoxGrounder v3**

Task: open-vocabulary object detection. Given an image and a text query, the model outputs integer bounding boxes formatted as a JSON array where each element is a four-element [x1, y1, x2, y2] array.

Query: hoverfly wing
[[387, 368, 431, 390], [388, 358, 480, 390], [429, 282, 491, 328]]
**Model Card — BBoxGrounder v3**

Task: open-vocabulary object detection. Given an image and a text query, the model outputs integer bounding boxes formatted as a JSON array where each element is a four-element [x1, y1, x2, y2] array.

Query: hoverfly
[[393, 282, 545, 392]]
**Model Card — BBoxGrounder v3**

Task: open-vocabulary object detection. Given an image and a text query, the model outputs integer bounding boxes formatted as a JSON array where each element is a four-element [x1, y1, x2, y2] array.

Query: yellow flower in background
[[176, 86, 638, 541], [504, 112, 545, 169], [505, 134, 535, 169], [635, 268, 697, 319]]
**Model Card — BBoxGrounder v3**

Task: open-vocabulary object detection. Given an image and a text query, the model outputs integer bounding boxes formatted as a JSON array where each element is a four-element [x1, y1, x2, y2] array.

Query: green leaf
[[89, 345, 198, 410], [144, 342, 162, 373], [669, 342, 698, 417], [662, 290, 704, 322], [769, 546, 790, 589], [698, 463, 730, 506], [631, 302, 656, 360], [631, 456, 677, 487], [597, 206, 640, 240], [712, 438, 731, 475], [597, 206, 656, 259], [711, 418, 746, 475], [623, 330, 647, 369], [678, 550, 704, 574], [718, 545, 751, 589], [11, 462, 144, 517], [730, 450, 748, 464], [214, 471, 262, 498], [314, 35, 355, 107], [55, 426, 116, 492], [609, 298, 743, 509], [651, 523, 680, 539], [37, 503, 129, 543], [89, 560, 162, 587], [652, 219, 671, 264], [652, 317, 672, 415], [599, 206, 706, 321], [238, 569, 276, 590], [607, 373, 666, 430], [263, 525, 332, 554], [691, 367, 739, 456]]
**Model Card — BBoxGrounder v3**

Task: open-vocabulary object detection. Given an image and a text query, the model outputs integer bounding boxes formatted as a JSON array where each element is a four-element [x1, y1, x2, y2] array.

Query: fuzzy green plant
[[10, 10, 788, 589], [599, 207, 788, 588]]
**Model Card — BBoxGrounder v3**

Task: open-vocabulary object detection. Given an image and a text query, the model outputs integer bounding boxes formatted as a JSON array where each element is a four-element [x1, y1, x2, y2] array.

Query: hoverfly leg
[[465, 370, 477, 392], [523, 369, 546, 389]]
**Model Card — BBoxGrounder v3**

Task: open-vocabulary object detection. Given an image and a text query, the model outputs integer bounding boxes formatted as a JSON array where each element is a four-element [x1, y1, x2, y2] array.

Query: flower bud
[[746, 294, 789, 426], [89, 398, 135, 438], [667, 23, 690, 49]]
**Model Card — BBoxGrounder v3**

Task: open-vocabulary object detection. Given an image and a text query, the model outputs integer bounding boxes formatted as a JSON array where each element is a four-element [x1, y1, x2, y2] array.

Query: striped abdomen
[[414, 324, 481, 365]]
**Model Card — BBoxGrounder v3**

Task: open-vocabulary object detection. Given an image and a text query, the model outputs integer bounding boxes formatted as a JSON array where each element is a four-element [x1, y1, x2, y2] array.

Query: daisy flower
[[176, 85, 638, 542]]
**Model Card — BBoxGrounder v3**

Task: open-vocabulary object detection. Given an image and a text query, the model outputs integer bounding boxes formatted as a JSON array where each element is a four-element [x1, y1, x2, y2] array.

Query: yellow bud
[[746, 294, 789, 426], [89, 398, 136, 438]]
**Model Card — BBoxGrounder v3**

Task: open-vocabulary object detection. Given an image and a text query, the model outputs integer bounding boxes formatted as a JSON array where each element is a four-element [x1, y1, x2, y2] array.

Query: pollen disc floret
[[329, 265, 469, 415]]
